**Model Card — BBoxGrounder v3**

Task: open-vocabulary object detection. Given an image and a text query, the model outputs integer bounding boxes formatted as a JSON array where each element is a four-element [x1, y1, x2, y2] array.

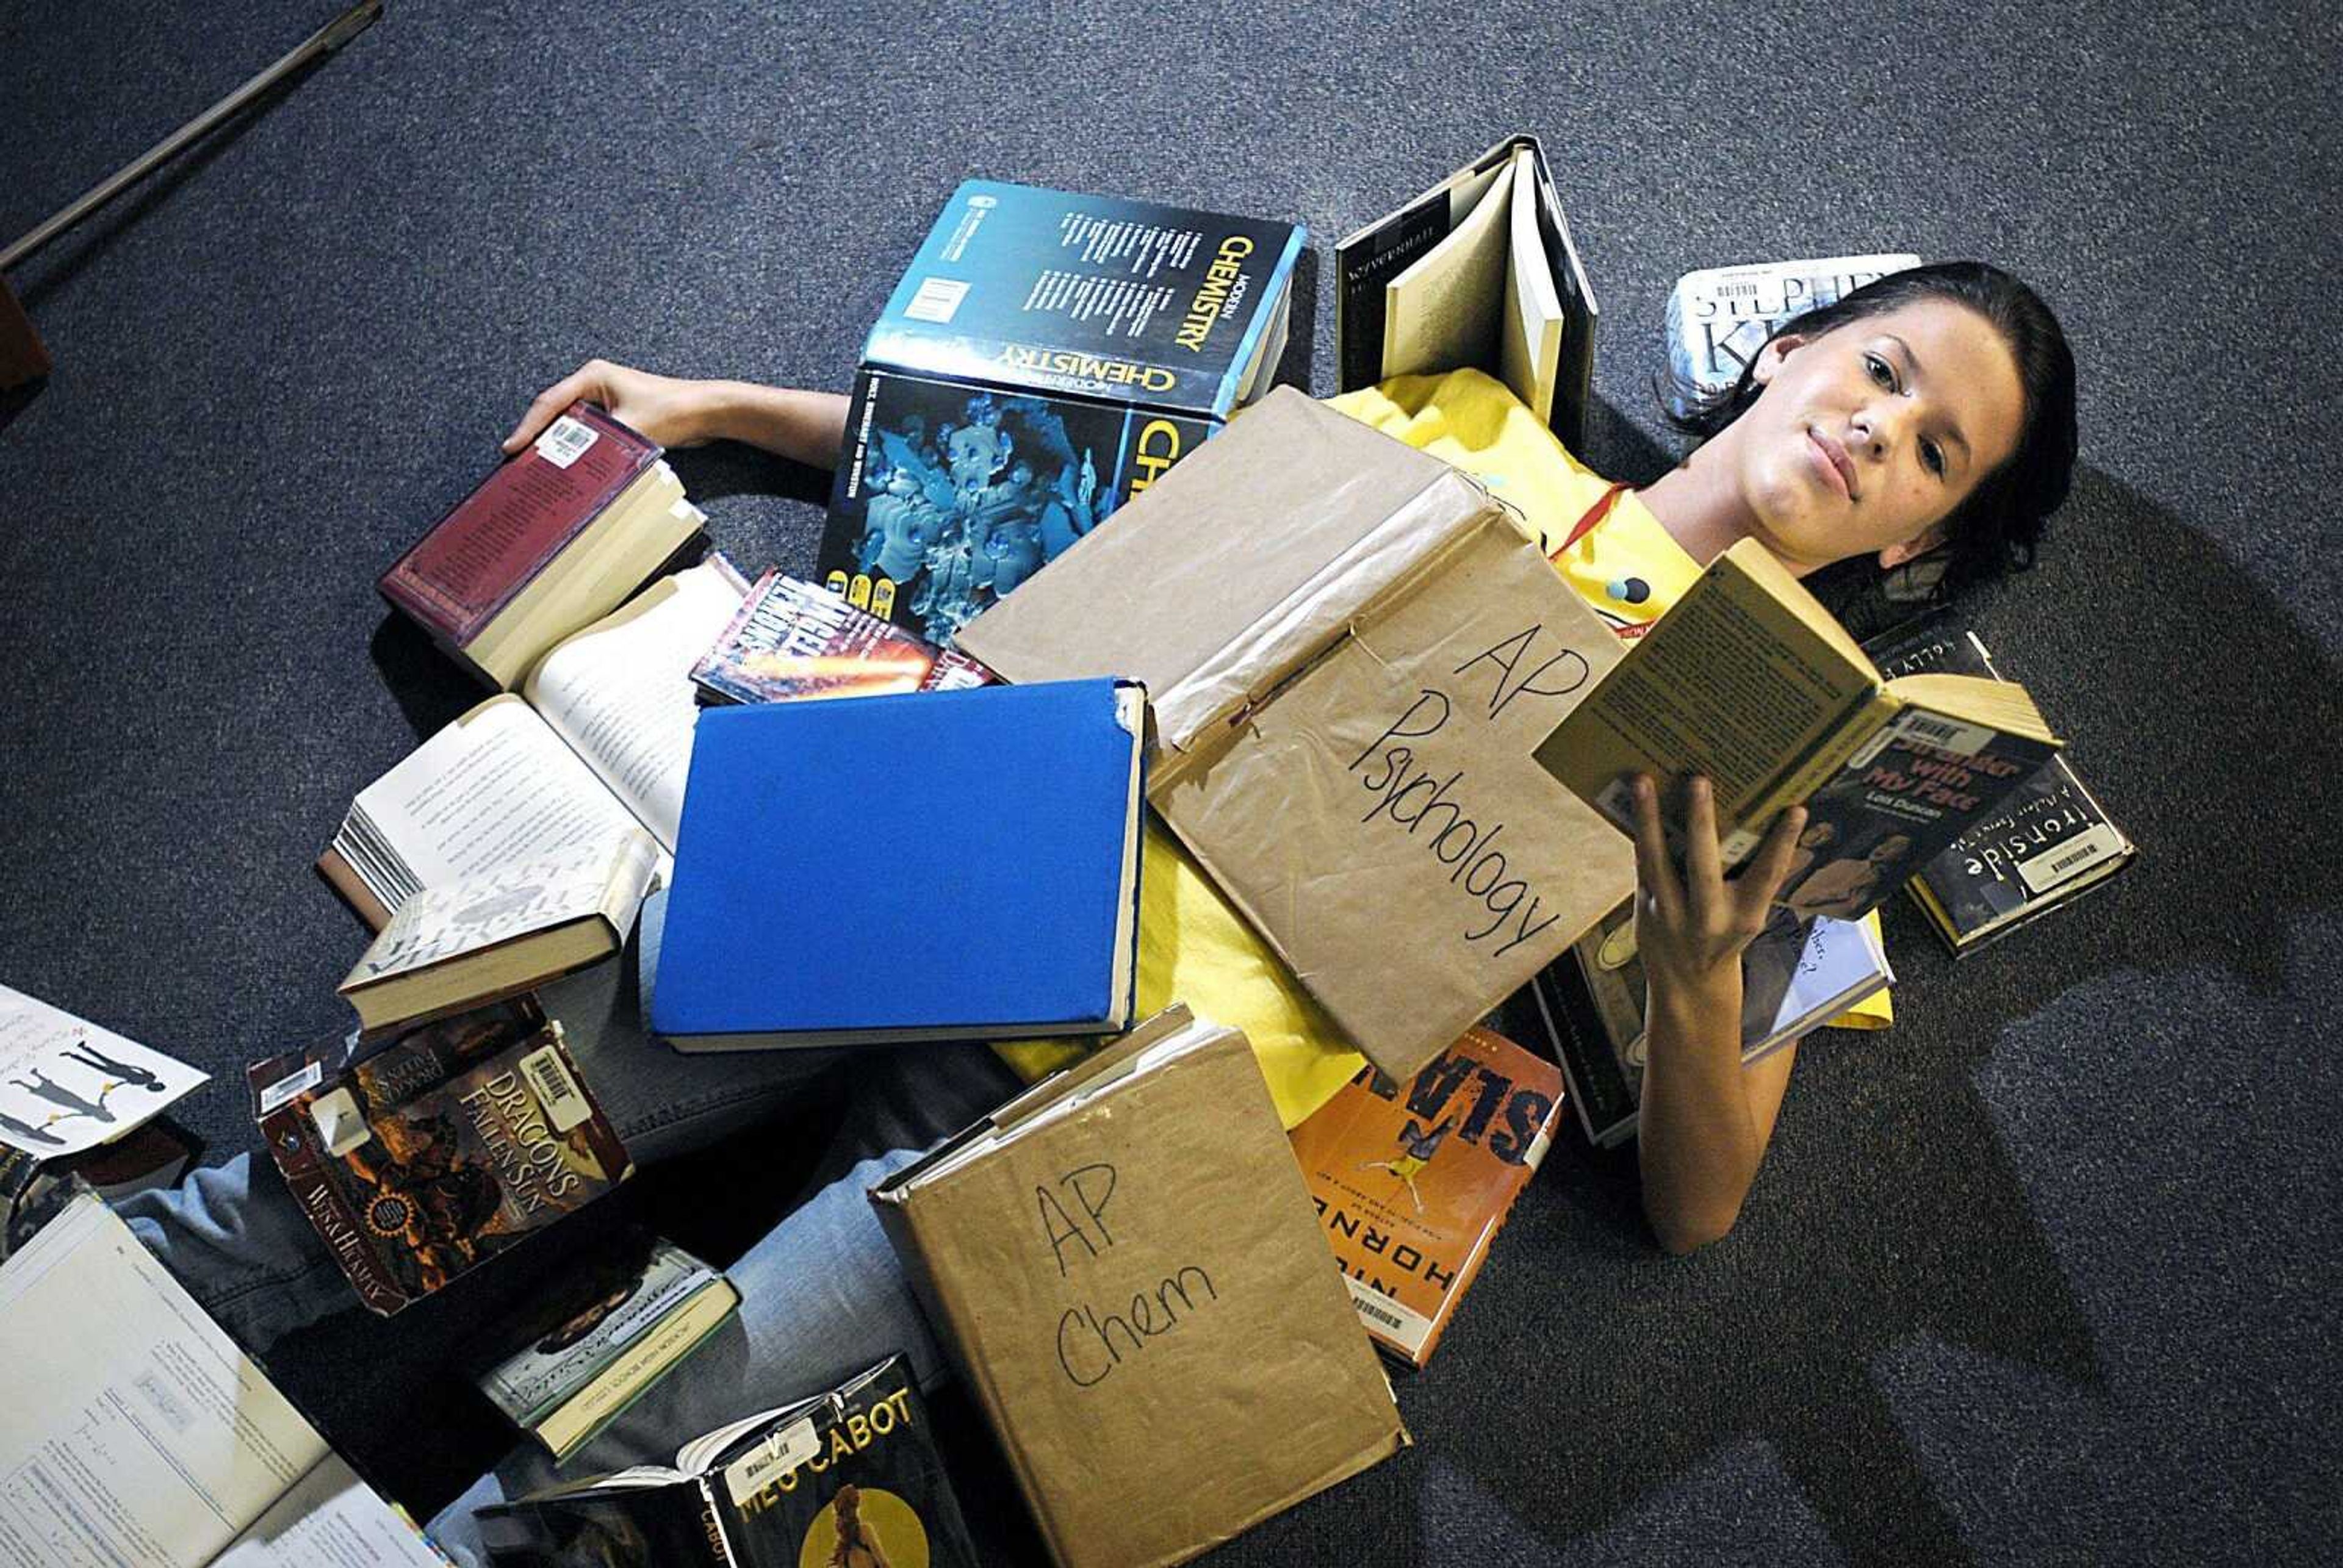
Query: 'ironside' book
[[818, 180, 1306, 649]]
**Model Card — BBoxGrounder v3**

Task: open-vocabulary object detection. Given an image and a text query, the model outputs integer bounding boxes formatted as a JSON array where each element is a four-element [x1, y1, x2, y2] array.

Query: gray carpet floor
[[3, 2, 2338, 1562]]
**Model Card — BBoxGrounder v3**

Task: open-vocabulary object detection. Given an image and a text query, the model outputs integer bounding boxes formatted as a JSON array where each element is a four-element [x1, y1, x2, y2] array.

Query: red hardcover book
[[1288, 1024, 1563, 1366], [379, 401, 683, 686]]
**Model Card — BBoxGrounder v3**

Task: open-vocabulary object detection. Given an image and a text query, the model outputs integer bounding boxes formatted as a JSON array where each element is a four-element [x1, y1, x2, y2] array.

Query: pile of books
[[2, 151, 2128, 1568]]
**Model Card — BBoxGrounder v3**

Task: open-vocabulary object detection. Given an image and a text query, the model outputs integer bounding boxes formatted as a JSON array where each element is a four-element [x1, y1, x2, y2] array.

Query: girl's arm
[[502, 362, 849, 470], [1627, 774, 1810, 1255]]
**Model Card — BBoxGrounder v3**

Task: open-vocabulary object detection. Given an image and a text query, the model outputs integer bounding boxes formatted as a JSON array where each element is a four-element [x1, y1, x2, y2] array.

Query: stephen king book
[[248, 998, 631, 1315], [1287, 1024, 1563, 1367], [817, 180, 1305, 648]]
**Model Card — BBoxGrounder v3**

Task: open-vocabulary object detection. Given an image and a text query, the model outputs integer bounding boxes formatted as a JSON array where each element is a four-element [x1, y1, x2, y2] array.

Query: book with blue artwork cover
[[650, 678, 1148, 1050], [818, 180, 1306, 647]]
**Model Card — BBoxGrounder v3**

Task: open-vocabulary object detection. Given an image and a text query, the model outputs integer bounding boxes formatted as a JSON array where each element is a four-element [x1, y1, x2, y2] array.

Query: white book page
[[1498, 146, 1564, 424], [0, 982, 208, 1157], [213, 1453, 446, 1567], [351, 696, 643, 893], [1382, 154, 1516, 381], [522, 559, 750, 852], [0, 1197, 330, 1568]]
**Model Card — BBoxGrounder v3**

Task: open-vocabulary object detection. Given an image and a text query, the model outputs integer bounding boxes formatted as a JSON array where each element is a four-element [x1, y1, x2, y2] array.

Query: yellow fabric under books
[[1326, 368, 1704, 639], [1834, 910, 1895, 1029], [993, 824, 1366, 1129]]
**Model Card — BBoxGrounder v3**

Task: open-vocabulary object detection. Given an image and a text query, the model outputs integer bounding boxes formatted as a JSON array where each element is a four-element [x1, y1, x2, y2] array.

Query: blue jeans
[[112, 891, 1020, 1564]]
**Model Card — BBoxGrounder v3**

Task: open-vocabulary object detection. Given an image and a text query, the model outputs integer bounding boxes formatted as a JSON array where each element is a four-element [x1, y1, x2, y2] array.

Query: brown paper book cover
[[1289, 1025, 1562, 1367], [869, 1005, 1407, 1568], [956, 388, 1633, 1082]]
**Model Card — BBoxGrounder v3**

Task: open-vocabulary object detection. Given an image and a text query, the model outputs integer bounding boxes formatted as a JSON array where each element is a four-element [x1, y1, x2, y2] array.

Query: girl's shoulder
[[1324, 369, 1701, 635]]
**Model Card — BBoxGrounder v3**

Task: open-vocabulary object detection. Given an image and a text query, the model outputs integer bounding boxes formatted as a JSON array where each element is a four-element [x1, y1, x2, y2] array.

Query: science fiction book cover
[[249, 999, 631, 1315], [690, 570, 994, 706], [1288, 1026, 1563, 1367], [816, 368, 1215, 647], [866, 179, 1306, 422]]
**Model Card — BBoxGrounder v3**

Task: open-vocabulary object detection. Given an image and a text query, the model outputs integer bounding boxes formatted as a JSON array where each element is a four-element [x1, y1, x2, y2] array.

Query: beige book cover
[[869, 1006, 1408, 1568], [956, 388, 1632, 1079]]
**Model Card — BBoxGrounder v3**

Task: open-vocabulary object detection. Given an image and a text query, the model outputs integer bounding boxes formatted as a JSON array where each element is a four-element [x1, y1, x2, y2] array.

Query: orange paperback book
[[1289, 1024, 1563, 1366]]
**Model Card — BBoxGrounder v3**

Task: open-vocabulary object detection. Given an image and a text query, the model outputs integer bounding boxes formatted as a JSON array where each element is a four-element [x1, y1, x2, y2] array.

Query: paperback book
[[1663, 253, 1920, 414], [689, 569, 993, 707], [0, 979, 207, 1159], [1336, 134, 1599, 448], [1866, 618, 2135, 952], [473, 1353, 980, 1568], [1528, 901, 1893, 1148], [248, 998, 632, 1315], [1534, 538, 2065, 921], [1287, 1026, 1563, 1367], [474, 1235, 740, 1463], [380, 401, 707, 689], [817, 179, 1306, 647]]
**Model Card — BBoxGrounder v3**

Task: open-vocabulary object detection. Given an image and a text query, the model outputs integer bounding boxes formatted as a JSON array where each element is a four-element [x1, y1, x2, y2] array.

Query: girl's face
[[1727, 298, 2026, 574]]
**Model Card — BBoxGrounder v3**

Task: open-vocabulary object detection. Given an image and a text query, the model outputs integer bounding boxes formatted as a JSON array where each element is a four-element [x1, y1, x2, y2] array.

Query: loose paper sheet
[[0, 982, 206, 1157]]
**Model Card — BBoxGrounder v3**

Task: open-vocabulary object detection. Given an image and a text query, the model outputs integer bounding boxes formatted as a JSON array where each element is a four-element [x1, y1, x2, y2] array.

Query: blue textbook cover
[[819, 180, 1306, 649], [650, 678, 1146, 1049]]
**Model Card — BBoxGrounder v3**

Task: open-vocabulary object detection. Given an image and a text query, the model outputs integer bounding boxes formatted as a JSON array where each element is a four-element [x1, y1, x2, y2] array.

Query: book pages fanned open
[[957, 389, 1633, 1079]]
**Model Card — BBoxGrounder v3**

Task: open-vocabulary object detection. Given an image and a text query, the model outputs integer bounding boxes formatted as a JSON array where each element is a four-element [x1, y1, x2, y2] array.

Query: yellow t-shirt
[[996, 369, 1884, 1123]]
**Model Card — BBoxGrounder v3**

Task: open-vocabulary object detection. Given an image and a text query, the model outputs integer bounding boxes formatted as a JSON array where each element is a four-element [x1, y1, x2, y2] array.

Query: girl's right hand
[[1628, 773, 1809, 1000], [501, 360, 721, 453]]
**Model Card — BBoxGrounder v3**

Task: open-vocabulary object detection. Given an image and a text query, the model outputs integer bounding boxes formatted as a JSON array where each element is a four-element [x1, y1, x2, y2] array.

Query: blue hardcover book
[[819, 180, 1306, 649], [650, 678, 1147, 1050]]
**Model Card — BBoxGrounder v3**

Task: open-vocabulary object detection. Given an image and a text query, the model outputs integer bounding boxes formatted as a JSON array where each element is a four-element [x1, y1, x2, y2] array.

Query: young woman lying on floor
[[118, 262, 2075, 1559]]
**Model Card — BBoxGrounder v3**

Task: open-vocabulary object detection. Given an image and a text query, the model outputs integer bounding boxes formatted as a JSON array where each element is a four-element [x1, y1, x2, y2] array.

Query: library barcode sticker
[[534, 414, 599, 469], [904, 276, 969, 324], [257, 1060, 323, 1116], [2017, 823, 2123, 896], [1344, 1277, 1431, 1353], [1890, 708, 1993, 758], [519, 1046, 591, 1133], [724, 1416, 820, 1506]]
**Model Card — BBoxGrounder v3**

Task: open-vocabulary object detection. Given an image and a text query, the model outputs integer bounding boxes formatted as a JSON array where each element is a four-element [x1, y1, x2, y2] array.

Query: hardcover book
[[1336, 134, 1599, 448], [689, 569, 993, 707], [322, 556, 751, 928], [473, 1353, 980, 1568], [1663, 253, 1921, 414], [1287, 1026, 1563, 1367], [869, 1006, 1408, 1568], [474, 1235, 740, 1463], [338, 830, 660, 1036], [957, 387, 1632, 1082], [1866, 619, 2136, 953], [248, 998, 632, 1314], [1527, 901, 1894, 1148], [816, 179, 1306, 647], [380, 400, 707, 689], [650, 678, 1148, 1050], [1533, 538, 2065, 921]]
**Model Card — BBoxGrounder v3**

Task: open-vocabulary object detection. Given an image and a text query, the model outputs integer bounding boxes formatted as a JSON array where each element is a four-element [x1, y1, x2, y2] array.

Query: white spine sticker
[[534, 415, 599, 469], [258, 1060, 323, 1116], [724, 1417, 821, 1506], [519, 1046, 591, 1134]]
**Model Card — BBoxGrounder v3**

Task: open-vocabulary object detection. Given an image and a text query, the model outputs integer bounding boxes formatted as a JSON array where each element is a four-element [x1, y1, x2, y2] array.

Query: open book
[[0, 1194, 447, 1566], [1337, 134, 1599, 447], [473, 1353, 979, 1568], [1533, 539, 2064, 922], [322, 556, 750, 929]]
